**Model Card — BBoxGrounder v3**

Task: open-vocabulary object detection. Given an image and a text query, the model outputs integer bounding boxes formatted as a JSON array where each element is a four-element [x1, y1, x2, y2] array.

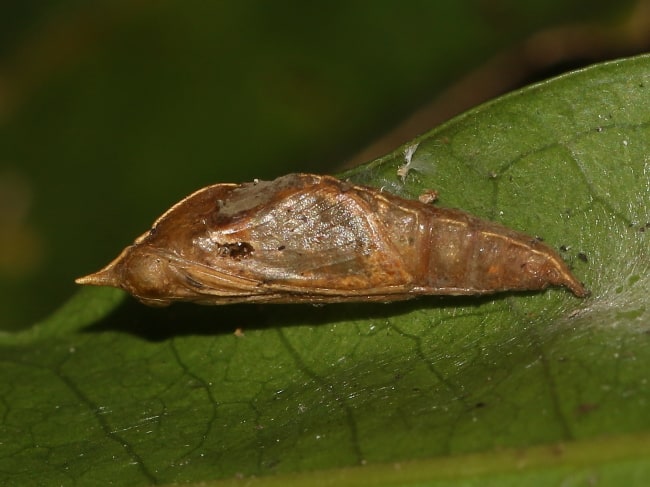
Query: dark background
[[1, 0, 647, 329]]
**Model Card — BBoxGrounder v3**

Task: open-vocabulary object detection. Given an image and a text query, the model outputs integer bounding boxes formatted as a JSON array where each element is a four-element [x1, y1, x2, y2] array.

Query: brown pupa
[[76, 173, 588, 306]]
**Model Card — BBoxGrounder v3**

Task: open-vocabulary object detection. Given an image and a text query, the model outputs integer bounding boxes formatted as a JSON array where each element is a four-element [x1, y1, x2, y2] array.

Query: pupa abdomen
[[76, 174, 587, 306]]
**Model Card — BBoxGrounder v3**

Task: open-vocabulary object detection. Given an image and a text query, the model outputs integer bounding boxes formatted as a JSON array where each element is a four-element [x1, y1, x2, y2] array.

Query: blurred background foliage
[[1, 0, 649, 330]]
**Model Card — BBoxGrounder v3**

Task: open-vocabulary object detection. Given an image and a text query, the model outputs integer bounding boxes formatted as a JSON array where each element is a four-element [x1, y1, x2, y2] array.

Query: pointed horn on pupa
[[75, 265, 121, 287], [75, 248, 131, 288]]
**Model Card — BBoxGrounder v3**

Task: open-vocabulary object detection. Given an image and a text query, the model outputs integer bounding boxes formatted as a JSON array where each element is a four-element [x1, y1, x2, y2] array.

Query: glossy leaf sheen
[[1, 56, 649, 486]]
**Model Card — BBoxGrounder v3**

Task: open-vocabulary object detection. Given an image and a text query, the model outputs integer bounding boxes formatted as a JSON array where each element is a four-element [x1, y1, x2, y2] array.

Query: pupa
[[76, 173, 588, 306]]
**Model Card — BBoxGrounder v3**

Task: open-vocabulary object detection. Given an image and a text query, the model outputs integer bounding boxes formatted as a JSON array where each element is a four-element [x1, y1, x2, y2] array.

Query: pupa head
[[75, 245, 180, 306]]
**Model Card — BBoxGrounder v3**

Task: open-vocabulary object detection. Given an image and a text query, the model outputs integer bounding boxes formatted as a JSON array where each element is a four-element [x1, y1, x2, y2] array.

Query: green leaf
[[1, 55, 648, 486]]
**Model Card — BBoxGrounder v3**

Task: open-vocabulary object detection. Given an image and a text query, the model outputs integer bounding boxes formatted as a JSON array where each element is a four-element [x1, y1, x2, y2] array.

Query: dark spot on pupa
[[217, 242, 254, 259], [277, 245, 286, 251], [185, 275, 205, 288], [577, 252, 588, 263]]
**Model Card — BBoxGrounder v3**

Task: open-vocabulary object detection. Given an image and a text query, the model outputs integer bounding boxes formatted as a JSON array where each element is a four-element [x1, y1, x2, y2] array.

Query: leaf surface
[[1, 56, 649, 486]]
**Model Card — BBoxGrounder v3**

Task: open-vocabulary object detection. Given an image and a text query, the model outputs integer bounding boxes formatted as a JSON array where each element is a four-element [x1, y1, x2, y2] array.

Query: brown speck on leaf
[[418, 189, 438, 204], [550, 443, 566, 457], [576, 403, 599, 415]]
